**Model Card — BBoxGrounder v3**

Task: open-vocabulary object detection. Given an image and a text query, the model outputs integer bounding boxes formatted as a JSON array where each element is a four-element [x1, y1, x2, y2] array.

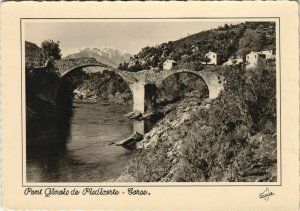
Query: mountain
[[64, 47, 132, 68]]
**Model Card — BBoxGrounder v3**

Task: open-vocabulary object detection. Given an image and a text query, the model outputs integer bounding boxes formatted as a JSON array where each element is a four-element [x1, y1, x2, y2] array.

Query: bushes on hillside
[[222, 60, 276, 133], [123, 62, 277, 182], [118, 22, 275, 72]]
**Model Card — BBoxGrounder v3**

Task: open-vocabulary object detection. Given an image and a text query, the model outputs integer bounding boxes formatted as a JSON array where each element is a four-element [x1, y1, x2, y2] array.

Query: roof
[[206, 51, 222, 55], [164, 59, 177, 63], [247, 50, 273, 56], [247, 51, 263, 56]]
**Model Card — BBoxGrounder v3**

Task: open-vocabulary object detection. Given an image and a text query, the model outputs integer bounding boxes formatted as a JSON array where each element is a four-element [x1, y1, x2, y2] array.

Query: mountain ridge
[[64, 47, 132, 68]]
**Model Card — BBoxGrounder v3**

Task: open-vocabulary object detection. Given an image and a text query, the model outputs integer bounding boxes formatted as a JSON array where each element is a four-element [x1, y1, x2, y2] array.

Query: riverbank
[[116, 63, 277, 182], [116, 97, 276, 182]]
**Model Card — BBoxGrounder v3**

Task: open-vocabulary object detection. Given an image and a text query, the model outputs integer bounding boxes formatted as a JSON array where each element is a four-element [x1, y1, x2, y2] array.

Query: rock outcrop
[[115, 132, 143, 147], [118, 97, 276, 182]]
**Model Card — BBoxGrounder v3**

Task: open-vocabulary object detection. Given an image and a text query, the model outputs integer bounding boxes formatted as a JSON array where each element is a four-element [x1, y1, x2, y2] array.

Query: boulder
[[116, 132, 144, 146]]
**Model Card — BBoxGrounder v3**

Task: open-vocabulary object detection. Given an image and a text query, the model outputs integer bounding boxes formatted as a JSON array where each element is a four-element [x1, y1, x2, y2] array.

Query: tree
[[128, 61, 143, 72], [158, 61, 164, 69], [199, 55, 211, 64], [237, 29, 267, 58], [118, 62, 129, 70], [150, 56, 160, 67], [41, 39, 62, 60], [225, 44, 236, 59], [118, 63, 123, 70]]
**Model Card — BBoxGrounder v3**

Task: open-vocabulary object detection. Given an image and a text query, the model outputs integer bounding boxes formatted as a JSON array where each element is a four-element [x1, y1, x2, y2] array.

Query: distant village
[[163, 49, 275, 71]]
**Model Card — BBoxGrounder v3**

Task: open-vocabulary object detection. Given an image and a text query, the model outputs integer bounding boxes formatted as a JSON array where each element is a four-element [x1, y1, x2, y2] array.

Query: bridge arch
[[155, 70, 210, 105], [157, 69, 209, 86], [60, 64, 130, 87], [55, 58, 147, 113], [55, 63, 135, 113], [155, 69, 224, 100]]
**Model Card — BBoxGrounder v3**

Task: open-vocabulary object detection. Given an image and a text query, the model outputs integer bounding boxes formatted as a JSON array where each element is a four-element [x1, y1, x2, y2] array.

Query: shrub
[[123, 61, 276, 182]]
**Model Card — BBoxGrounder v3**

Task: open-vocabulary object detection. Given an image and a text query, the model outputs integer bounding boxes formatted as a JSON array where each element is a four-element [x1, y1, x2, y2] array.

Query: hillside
[[25, 41, 46, 71], [65, 47, 131, 68], [119, 22, 276, 72], [117, 60, 277, 182]]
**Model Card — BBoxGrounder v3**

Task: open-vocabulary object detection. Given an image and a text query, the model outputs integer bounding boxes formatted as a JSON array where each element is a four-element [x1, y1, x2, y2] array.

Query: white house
[[163, 59, 177, 70], [246, 52, 265, 69], [203, 51, 222, 65], [223, 56, 244, 66], [246, 50, 274, 69], [258, 50, 273, 59]]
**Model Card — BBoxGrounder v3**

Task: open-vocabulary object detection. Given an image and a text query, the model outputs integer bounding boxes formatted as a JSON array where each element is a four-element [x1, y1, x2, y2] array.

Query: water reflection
[[26, 101, 133, 182]]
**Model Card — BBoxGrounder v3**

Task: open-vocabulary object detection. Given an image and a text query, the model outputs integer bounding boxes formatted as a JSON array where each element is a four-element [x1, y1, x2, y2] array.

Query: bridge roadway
[[46, 58, 225, 113]]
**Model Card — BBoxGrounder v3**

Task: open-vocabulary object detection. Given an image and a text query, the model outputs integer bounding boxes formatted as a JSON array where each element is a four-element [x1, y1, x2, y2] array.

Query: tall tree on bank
[[41, 39, 62, 60]]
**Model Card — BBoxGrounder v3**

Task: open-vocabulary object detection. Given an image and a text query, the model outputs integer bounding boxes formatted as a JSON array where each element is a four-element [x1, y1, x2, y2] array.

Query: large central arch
[[54, 58, 144, 113], [55, 64, 135, 115], [60, 64, 132, 86]]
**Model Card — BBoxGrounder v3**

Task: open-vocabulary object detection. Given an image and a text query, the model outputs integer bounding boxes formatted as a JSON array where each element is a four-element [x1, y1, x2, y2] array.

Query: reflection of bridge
[[52, 58, 224, 113]]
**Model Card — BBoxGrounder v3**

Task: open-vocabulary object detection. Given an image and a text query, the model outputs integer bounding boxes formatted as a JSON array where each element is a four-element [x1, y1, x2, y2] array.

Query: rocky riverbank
[[116, 62, 277, 182], [116, 97, 276, 182]]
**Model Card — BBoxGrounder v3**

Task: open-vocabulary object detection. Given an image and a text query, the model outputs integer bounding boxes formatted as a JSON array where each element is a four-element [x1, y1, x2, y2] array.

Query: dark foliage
[[25, 41, 47, 71], [41, 39, 62, 60]]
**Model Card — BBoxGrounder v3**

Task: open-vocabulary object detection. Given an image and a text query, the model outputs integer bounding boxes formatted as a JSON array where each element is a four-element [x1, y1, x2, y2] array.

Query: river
[[26, 101, 134, 182]]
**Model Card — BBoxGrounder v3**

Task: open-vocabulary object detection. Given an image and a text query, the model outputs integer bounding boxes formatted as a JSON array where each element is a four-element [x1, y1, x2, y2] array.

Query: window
[[255, 55, 257, 58], [213, 55, 215, 58]]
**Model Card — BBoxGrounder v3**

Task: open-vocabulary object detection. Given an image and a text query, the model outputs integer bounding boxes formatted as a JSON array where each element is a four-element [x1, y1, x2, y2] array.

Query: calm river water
[[26, 101, 133, 182]]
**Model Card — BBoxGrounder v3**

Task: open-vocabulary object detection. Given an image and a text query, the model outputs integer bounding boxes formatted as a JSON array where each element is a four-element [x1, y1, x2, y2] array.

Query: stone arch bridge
[[44, 58, 225, 113]]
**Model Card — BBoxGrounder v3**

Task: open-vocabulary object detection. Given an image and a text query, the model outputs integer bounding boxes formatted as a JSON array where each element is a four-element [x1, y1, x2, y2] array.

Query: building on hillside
[[258, 50, 274, 60], [163, 59, 177, 70], [246, 50, 274, 69], [223, 56, 244, 66], [203, 51, 222, 65], [246, 52, 265, 69]]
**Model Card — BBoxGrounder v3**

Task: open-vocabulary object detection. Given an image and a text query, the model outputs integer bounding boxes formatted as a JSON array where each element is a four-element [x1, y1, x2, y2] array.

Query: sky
[[25, 21, 242, 56]]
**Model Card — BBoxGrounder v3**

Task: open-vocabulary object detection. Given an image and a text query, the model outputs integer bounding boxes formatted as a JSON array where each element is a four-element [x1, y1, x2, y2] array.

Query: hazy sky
[[25, 21, 242, 56]]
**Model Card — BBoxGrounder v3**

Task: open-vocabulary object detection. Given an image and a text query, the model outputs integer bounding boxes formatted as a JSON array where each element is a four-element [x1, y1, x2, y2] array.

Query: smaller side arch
[[157, 69, 224, 100], [157, 70, 209, 99]]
